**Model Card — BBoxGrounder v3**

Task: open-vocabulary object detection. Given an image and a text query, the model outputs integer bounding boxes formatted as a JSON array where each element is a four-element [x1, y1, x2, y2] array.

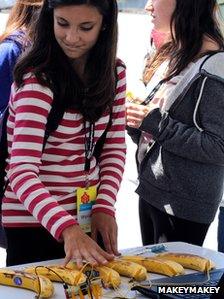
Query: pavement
[[0, 11, 219, 267]]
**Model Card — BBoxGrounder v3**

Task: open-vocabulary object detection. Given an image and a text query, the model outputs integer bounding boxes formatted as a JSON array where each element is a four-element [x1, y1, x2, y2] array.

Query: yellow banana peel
[[157, 252, 215, 272], [106, 259, 147, 281], [122, 255, 184, 277], [0, 268, 54, 298], [95, 265, 121, 288], [25, 265, 86, 285]]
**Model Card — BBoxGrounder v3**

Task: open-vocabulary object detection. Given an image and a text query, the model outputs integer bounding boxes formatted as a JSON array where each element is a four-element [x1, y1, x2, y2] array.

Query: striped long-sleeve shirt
[[2, 63, 126, 241]]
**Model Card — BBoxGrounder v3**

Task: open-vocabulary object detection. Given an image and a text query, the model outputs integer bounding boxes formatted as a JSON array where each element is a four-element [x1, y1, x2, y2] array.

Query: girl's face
[[54, 4, 103, 63], [145, 0, 176, 33]]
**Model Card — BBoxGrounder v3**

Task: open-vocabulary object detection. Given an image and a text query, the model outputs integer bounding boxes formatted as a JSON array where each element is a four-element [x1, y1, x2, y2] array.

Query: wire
[[34, 265, 65, 282], [34, 266, 42, 299], [34, 266, 69, 299]]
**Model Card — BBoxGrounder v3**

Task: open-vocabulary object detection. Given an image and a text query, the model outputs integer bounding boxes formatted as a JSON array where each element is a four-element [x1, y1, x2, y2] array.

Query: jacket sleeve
[[139, 77, 224, 165], [0, 41, 22, 112], [126, 125, 141, 145], [92, 64, 127, 217]]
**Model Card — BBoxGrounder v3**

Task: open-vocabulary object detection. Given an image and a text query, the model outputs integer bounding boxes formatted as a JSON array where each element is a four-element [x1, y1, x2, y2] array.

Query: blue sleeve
[[0, 40, 22, 112]]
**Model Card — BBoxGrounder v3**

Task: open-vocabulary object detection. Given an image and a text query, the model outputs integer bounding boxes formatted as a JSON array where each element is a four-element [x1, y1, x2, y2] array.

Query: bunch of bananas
[[67, 252, 215, 289], [122, 252, 214, 277], [0, 252, 215, 298], [67, 259, 147, 286]]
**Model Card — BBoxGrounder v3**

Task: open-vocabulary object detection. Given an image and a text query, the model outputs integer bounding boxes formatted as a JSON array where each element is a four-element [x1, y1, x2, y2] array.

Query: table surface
[[0, 242, 224, 299]]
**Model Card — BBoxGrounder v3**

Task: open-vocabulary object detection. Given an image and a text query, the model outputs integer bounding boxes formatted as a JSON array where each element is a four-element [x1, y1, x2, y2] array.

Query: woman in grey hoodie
[[126, 0, 224, 247]]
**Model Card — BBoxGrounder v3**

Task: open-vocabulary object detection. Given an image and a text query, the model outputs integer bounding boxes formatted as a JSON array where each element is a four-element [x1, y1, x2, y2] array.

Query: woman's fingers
[[110, 228, 120, 256], [75, 258, 84, 269], [100, 230, 113, 254], [78, 244, 113, 266], [63, 253, 71, 267], [72, 249, 84, 268], [97, 245, 114, 262], [126, 102, 150, 127], [63, 231, 114, 267], [63, 249, 73, 267], [100, 227, 119, 256]]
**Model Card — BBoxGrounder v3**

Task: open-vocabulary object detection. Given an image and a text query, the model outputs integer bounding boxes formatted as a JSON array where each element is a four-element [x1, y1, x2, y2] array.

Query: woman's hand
[[91, 212, 120, 256], [62, 225, 114, 268], [126, 102, 150, 128]]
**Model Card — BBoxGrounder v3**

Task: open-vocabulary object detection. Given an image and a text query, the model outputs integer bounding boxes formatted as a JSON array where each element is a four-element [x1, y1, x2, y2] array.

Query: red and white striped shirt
[[2, 63, 126, 241]]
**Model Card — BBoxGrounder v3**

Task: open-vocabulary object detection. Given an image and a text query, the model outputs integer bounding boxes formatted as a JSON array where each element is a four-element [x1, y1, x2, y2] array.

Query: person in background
[[2, 0, 126, 266], [0, 0, 43, 113], [126, 0, 224, 247], [144, 0, 170, 50]]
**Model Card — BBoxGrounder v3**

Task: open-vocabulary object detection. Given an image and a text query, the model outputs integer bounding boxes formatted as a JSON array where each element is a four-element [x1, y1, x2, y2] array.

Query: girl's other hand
[[91, 212, 120, 257]]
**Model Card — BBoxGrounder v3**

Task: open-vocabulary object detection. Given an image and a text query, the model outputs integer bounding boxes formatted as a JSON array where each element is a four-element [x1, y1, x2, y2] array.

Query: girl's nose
[[145, 0, 153, 13], [65, 28, 80, 44]]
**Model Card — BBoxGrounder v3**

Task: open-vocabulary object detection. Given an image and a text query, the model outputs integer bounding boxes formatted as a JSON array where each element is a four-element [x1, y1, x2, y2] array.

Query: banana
[[66, 260, 82, 271], [0, 268, 54, 298], [106, 259, 148, 281], [122, 255, 184, 277], [25, 265, 86, 285], [66, 261, 121, 289], [157, 252, 215, 272], [96, 266, 121, 288]]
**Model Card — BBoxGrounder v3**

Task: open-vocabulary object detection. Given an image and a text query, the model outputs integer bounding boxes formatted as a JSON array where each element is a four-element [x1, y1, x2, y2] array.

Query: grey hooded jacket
[[130, 52, 224, 224]]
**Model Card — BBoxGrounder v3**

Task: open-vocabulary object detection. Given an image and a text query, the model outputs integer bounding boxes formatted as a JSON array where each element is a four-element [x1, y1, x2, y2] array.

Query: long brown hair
[[143, 0, 224, 84], [0, 0, 43, 43], [14, 0, 118, 122]]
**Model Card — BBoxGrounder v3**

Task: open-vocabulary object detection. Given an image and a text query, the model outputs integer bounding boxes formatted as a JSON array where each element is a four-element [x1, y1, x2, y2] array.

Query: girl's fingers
[[72, 250, 83, 268]]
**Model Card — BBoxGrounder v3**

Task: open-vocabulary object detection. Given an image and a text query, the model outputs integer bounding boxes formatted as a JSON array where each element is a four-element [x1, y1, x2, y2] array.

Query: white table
[[0, 242, 224, 299]]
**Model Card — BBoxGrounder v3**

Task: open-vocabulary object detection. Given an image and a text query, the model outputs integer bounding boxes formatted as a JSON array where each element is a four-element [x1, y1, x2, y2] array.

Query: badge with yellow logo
[[77, 185, 97, 233]]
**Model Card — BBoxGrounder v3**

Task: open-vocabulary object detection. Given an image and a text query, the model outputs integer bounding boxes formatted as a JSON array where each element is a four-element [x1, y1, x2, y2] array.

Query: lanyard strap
[[141, 78, 167, 106], [84, 121, 95, 172]]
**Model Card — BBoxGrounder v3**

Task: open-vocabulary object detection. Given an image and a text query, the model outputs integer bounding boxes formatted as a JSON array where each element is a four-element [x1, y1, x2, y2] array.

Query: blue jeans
[[218, 206, 224, 253]]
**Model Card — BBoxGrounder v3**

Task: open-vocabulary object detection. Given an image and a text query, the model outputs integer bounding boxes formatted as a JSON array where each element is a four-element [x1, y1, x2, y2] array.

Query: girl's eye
[[80, 26, 93, 31], [57, 21, 68, 27]]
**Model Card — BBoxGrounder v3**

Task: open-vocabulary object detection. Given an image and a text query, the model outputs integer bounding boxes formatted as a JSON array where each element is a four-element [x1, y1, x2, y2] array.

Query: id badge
[[77, 185, 97, 233]]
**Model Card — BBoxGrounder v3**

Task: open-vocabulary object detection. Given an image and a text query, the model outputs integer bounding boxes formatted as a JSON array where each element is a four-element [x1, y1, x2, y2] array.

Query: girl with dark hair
[[2, 0, 126, 266], [126, 0, 224, 247], [0, 0, 43, 113]]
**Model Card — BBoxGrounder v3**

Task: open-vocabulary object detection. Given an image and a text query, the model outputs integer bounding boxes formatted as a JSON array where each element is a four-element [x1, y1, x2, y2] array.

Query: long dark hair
[[14, 0, 118, 122], [144, 0, 224, 83]]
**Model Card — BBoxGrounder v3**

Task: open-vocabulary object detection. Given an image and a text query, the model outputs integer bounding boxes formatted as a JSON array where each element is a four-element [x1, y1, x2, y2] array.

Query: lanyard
[[84, 121, 95, 173], [141, 79, 166, 106]]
